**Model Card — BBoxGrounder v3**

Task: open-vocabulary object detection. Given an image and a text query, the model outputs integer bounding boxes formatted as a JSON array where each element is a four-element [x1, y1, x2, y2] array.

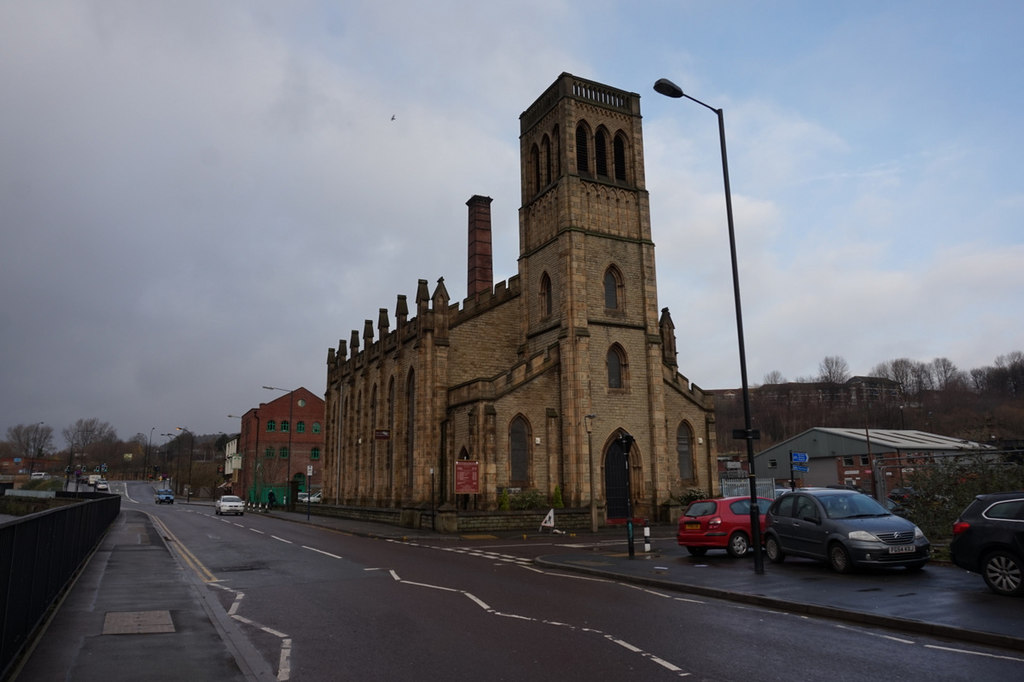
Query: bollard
[[643, 519, 651, 553]]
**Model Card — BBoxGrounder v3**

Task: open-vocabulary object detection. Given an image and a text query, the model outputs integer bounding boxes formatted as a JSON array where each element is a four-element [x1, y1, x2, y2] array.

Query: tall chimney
[[466, 195, 493, 298]]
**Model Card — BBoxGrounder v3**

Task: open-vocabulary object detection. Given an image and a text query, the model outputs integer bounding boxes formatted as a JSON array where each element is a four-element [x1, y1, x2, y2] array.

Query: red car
[[677, 496, 774, 557]]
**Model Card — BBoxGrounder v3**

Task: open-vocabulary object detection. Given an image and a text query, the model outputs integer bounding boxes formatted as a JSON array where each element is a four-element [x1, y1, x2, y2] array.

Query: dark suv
[[950, 492, 1024, 596], [764, 488, 930, 573]]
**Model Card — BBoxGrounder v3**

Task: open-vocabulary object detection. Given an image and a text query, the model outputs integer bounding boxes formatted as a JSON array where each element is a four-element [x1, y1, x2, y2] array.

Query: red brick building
[[235, 387, 325, 505]]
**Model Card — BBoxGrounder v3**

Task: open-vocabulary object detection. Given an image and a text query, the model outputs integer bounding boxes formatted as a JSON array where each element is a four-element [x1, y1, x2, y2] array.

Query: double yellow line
[[150, 514, 219, 583]]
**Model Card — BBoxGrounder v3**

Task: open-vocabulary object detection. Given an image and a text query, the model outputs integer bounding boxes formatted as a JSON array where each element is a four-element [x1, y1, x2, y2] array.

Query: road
[[121, 481, 1023, 681]]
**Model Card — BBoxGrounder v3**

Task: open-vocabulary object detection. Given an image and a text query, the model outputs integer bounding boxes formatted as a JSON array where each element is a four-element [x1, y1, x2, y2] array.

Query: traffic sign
[[792, 464, 809, 473], [791, 452, 809, 463]]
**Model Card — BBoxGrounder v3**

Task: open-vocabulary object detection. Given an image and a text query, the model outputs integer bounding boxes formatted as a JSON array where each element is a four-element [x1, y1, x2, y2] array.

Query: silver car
[[214, 495, 245, 516], [764, 488, 930, 573]]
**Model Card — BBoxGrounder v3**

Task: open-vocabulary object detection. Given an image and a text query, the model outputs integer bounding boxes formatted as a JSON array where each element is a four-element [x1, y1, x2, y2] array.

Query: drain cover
[[102, 610, 175, 635]]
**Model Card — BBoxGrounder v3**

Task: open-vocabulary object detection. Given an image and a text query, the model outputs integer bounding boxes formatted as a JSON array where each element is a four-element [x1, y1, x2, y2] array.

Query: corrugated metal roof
[[814, 428, 991, 451]]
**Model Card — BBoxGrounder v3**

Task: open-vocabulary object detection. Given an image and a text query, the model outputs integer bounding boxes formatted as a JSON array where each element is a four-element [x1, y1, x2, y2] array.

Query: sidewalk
[[10, 506, 1022, 681]]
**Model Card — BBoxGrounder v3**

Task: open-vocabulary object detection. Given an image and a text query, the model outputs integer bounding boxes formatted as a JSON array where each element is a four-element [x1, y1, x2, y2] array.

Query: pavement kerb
[[533, 555, 1024, 652]]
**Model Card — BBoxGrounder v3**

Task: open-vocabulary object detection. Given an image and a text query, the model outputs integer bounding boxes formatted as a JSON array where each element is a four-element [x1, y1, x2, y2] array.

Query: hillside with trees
[[713, 351, 1024, 453]]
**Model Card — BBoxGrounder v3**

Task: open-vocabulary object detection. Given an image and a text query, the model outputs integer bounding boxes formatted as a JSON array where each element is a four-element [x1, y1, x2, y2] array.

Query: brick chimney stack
[[466, 195, 493, 298]]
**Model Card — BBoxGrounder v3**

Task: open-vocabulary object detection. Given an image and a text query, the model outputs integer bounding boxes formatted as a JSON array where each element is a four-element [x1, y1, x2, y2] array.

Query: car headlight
[[914, 526, 925, 540], [848, 530, 878, 542]]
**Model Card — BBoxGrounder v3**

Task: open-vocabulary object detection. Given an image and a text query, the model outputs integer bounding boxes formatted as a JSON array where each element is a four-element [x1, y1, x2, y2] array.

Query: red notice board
[[454, 460, 480, 494]]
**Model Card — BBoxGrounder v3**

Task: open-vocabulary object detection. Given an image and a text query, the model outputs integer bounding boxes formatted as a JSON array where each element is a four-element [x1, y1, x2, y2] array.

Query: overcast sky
[[3, 1, 1022, 444]]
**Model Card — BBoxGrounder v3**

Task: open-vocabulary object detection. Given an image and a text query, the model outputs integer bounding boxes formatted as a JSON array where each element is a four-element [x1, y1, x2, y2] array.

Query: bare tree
[[6, 422, 54, 459], [818, 356, 850, 384], [762, 370, 786, 385], [931, 357, 966, 391]]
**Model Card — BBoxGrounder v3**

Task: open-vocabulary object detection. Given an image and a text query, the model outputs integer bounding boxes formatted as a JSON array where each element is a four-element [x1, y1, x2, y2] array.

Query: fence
[[0, 493, 121, 680], [719, 477, 779, 499]]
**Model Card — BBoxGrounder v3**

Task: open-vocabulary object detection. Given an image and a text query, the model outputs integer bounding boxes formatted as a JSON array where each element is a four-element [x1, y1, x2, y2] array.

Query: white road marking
[[302, 545, 342, 559]]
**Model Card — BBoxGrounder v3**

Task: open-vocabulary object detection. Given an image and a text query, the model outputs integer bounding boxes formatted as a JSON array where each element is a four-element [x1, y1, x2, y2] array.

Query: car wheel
[[828, 542, 853, 574], [685, 546, 707, 557], [765, 535, 785, 563], [982, 550, 1024, 596], [726, 532, 750, 558]]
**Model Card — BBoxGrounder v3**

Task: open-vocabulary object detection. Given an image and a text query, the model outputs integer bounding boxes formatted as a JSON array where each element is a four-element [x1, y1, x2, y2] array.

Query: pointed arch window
[[540, 272, 552, 318], [509, 416, 530, 487], [676, 422, 695, 480], [530, 143, 541, 195], [614, 133, 628, 182], [553, 125, 561, 177], [607, 344, 628, 389], [575, 123, 589, 174], [604, 266, 623, 310], [595, 128, 608, 177]]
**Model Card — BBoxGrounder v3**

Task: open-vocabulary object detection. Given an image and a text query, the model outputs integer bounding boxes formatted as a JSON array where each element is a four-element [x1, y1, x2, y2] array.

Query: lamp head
[[654, 78, 684, 98]]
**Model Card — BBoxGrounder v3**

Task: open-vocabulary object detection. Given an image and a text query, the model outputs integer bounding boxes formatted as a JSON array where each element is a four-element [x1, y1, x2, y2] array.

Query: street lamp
[[144, 427, 155, 482], [654, 77, 764, 574], [584, 414, 598, 532], [263, 385, 295, 507], [177, 427, 195, 502]]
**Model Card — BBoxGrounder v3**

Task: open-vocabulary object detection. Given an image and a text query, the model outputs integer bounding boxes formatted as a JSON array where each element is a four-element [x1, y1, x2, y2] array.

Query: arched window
[[312, 422, 321, 433], [614, 133, 627, 181], [575, 123, 589, 174], [604, 266, 622, 310], [509, 416, 530, 487], [387, 377, 396, 492], [265, 420, 276, 432], [595, 128, 608, 177], [296, 421, 305, 433], [676, 422, 695, 480], [280, 420, 290, 433], [311, 447, 321, 460], [540, 272, 552, 318], [279, 447, 289, 459], [264, 447, 275, 458], [607, 344, 627, 389]]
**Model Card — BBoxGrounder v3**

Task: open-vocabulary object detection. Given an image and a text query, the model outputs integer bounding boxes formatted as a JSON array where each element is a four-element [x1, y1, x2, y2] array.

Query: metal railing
[[1, 494, 121, 680]]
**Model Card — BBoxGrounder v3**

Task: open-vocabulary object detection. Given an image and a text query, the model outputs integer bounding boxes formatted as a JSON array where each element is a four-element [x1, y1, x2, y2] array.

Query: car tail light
[[952, 520, 970, 536], [708, 516, 722, 529]]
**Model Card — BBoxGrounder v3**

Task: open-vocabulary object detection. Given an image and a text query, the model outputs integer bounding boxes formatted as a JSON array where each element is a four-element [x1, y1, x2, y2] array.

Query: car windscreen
[[822, 493, 888, 519]]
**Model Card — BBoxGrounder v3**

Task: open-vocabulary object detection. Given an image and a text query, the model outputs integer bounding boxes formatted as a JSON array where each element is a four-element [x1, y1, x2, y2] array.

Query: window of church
[[265, 420, 276, 432], [575, 123, 589, 174], [595, 129, 608, 177], [540, 272, 552, 318], [510, 416, 530, 487], [280, 420, 289, 433], [296, 421, 305, 433], [604, 267, 622, 310], [614, 134, 627, 181], [607, 345, 627, 389], [312, 422, 321, 433], [676, 422, 694, 480], [542, 135, 552, 185]]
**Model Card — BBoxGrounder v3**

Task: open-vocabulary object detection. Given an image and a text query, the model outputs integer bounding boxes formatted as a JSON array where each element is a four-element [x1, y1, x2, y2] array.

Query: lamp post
[[654, 77, 764, 574], [177, 427, 195, 502], [585, 414, 598, 532], [263, 386, 295, 507], [160, 433, 174, 484], [144, 427, 155, 481]]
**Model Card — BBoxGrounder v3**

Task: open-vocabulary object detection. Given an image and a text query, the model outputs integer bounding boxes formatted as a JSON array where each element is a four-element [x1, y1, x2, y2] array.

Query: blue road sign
[[792, 464, 809, 473], [791, 452, 809, 463]]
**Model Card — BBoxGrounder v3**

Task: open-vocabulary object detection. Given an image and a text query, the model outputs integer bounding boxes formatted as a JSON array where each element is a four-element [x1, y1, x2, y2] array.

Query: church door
[[604, 440, 630, 519]]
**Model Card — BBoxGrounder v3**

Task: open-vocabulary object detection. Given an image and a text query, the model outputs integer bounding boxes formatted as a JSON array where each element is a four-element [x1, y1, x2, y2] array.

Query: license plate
[[888, 544, 915, 554], [685, 522, 701, 530]]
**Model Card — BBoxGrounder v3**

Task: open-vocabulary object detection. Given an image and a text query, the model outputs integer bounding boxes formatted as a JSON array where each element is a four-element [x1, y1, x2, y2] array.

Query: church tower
[[518, 73, 671, 514]]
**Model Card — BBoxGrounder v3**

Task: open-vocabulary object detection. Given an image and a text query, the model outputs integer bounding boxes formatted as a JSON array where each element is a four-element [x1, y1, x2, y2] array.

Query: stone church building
[[324, 73, 718, 527]]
